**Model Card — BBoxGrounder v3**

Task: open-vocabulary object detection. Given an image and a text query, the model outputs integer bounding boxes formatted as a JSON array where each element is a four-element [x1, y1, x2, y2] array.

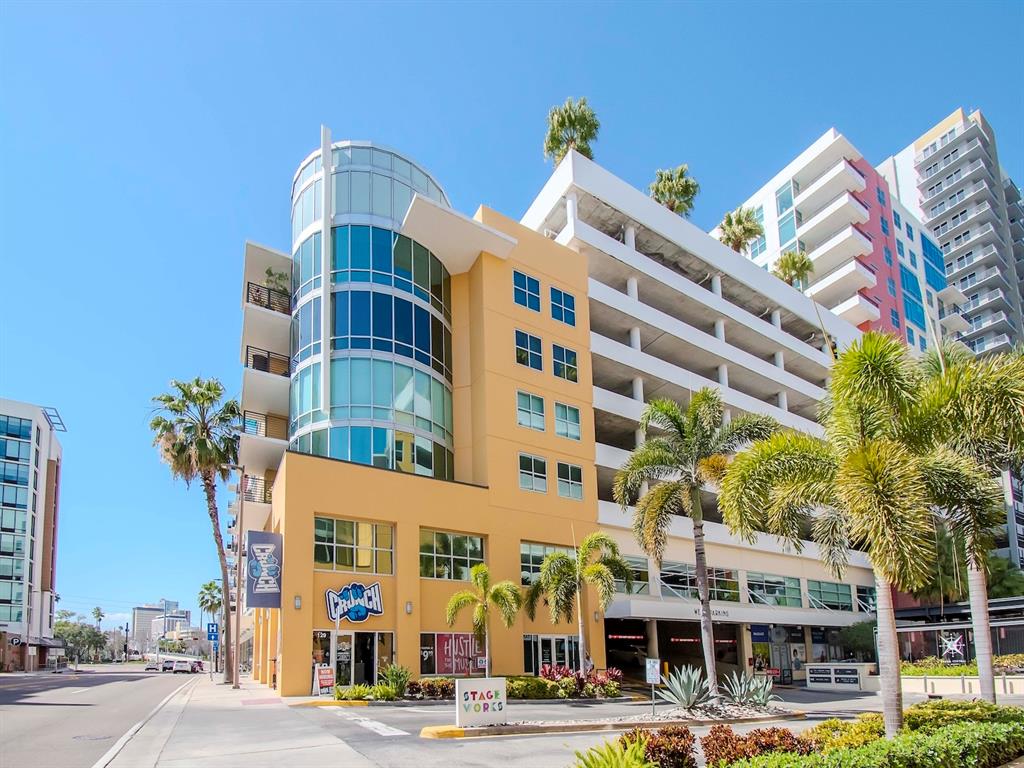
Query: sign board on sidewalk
[[314, 663, 335, 696], [455, 677, 507, 728], [645, 657, 661, 685]]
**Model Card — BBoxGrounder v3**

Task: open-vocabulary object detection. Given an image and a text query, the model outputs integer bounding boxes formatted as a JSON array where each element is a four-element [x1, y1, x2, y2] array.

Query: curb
[[420, 711, 807, 739], [290, 695, 636, 708], [90, 677, 197, 768]]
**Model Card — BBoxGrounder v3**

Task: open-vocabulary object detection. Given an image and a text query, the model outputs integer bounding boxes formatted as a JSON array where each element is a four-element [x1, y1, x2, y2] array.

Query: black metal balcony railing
[[242, 475, 272, 504], [245, 346, 289, 377], [242, 410, 288, 441], [246, 282, 290, 315]]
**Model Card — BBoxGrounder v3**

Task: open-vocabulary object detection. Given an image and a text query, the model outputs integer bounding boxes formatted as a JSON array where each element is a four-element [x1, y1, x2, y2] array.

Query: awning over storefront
[[29, 637, 65, 648]]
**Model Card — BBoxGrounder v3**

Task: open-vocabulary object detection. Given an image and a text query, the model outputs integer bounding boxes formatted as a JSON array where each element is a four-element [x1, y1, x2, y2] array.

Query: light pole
[[224, 463, 245, 690]]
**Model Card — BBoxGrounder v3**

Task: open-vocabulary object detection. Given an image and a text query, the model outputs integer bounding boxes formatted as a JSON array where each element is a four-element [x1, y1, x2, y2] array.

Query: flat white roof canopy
[[401, 194, 517, 275]]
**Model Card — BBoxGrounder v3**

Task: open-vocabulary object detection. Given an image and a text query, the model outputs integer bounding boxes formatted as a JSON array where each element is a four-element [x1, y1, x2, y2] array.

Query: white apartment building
[[522, 151, 877, 680], [0, 399, 64, 672]]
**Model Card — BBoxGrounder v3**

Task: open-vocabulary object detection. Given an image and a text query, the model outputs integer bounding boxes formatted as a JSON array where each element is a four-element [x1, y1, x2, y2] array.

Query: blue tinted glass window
[[550, 287, 576, 326], [887, 277, 896, 297], [906, 223, 914, 240], [513, 271, 541, 311], [924, 262, 946, 292], [329, 427, 349, 461], [884, 246, 893, 266], [881, 217, 890, 235], [372, 292, 393, 340], [333, 292, 349, 338], [394, 297, 413, 346], [351, 226, 371, 269], [333, 226, 349, 270], [552, 344, 578, 382], [919, 336, 927, 352], [372, 227, 392, 273], [876, 187, 886, 206], [907, 328, 915, 345], [777, 211, 796, 245], [414, 306, 430, 354], [515, 330, 542, 370], [893, 211, 902, 229], [890, 309, 900, 328], [351, 291, 371, 337], [393, 235, 412, 281], [899, 264, 923, 302], [903, 295, 926, 330], [350, 426, 372, 465], [896, 240, 904, 257], [909, 252, 917, 268], [775, 182, 794, 216]]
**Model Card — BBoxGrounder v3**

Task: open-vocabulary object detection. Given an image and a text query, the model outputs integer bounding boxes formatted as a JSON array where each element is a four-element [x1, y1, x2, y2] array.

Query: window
[[907, 327, 915, 346], [909, 251, 917, 268], [520, 542, 572, 585], [519, 453, 547, 492], [314, 517, 393, 575], [919, 335, 927, 352], [893, 210, 902, 229], [906, 223, 914, 240], [747, 572, 802, 607], [775, 181, 795, 216], [876, 186, 886, 206], [420, 632, 485, 676], [749, 206, 767, 258], [515, 330, 542, 371], [419, 529, 484, 580], [884, 246, 893, 266], [617, 556, 650, 594], [661, 562, 739, 602], [880, 216, 890, 236], [890, 309, 900, 328], [807, 579, 853, 611], [516, 391, 545, 431], [926, 289, 934, 307], [556, 462, 583, 499], [886, 277, 896, 297], [0, 416, 32, 441], [856, 585, 877, 612], [552, 345, 578, 382], [554, 402, 581, 440], [777, 211, 796, 245], [513, 270, 540, 311], [550, 287, 576, 326], [896, 240, 905, 258]]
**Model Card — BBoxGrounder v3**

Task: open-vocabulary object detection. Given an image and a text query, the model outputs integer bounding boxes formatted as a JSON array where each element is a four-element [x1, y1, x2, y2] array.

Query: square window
[[557, 462, 583, 500], [515, 330, 543, 370], [554, 402, 581, 440], [552, 344, 578, 382], [513, 270, 540, 311], [550, 287, 576, 327], [519, 453, 547, 493], [516, 391, 545, 431]]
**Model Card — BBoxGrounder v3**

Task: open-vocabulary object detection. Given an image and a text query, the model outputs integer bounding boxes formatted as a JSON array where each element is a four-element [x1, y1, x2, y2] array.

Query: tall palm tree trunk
[[967, 560, 996, 702], [201, 471, 233, 684], [874, 573, 904, 735], [576, 577, 587, 673], [484, 616, 491, 678], [690, 486, 718, 696]]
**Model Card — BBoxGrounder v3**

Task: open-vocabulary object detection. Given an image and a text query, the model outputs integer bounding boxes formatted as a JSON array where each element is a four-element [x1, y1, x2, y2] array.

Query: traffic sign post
[[646, 657, 661, 716], [207, 622, 219, 641]]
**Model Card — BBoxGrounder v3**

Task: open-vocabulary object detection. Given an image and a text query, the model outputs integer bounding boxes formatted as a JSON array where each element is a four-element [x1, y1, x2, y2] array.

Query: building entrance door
[[527, 635, 581, 672], [334, 632, 353, 687], [353, 632, 376, 685]]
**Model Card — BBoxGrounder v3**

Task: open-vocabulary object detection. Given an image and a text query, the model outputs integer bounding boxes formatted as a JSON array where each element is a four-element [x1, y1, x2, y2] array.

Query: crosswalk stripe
[[331, 708, 409, 736]]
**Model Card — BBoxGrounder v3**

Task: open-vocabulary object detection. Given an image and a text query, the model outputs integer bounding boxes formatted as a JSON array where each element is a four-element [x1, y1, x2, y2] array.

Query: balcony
[[920, 138, 991, 179], [239, 411, 288, 475], [245, 346, 289, 377], [925, 181, 996, 223], [961, 289, 1011, 314], [942, 224, 1003, 260], [921, 159, 994, 202], [939, 305, 970, 333], [246, 282, 290, 315], [962, 311, 1015, 338], [798, 192, 870, 252], [242, 284, 291, 358], [241, 475, 272, 505], [937, 282, 967, 305], [806, 225, 872, 276], [242, 346, 290, 416], [931, 202, 996, 242], [958, 266, 1010, 294], [805, 259, 876, 307], [946, 244, 1004, 281], [794, 159, 867, 219], [830, 293, 880, 326], [969, 333, 1014, 355]]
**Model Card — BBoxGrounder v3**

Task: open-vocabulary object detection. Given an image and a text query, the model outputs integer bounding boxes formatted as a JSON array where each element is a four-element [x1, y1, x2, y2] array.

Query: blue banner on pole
[[245, 530, 283, 609]]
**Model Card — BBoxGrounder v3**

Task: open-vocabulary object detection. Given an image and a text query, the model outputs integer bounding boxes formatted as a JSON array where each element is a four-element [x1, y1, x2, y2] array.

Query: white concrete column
[[711, 274, 722, 297], [774, 350, 785, 370], [714, 318, 726, 341], [626, 276, 639, 300], [624, 224, 636, 250], [770, 309, 781, 329], [646, 555, 662, 597], [319, 124, 333, 417], [722, 409, 732, 425], [629, 327, 642, 350], [566, 190, 579, 224], [777, 390, 789, 411], [646, 619, 660, 662], [717, 364, 729, 388], [631, 376, 644, 402]]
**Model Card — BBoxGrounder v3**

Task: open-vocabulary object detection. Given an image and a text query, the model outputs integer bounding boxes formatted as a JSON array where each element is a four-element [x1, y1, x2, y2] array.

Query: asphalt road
[[0, 663, 196, 768]]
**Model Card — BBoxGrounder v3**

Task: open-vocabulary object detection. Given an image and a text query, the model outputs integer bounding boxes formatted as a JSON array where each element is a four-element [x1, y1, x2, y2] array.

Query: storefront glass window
[[313, 517, 394, 575], [419, 529, 484, 580]]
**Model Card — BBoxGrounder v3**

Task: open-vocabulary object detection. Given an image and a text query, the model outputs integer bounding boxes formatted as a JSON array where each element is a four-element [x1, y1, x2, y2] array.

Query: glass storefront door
[[523, 635, 581, 674], [325, 630, 393, 687], [335, 632, 353, 687]]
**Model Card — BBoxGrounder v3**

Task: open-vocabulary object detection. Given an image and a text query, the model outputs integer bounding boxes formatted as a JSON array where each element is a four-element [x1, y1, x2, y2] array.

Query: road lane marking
[[90, 678, 196, 768], [331, 708, 409, 736]]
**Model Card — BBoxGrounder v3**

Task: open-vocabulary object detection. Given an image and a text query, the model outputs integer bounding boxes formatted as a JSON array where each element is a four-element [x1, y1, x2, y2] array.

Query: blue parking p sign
[[207, 622, 219, 641]]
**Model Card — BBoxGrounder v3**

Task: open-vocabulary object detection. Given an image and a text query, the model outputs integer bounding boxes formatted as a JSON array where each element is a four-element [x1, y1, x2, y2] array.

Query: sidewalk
[[107, 674, 375, 768]]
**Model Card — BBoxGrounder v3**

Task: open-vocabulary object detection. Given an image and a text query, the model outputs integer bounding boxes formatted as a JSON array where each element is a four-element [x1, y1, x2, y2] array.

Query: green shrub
[[900, 655, 977, 676], [995, 653, 1024, 671], [799, 714, 884, 753], [574, 737, 657, 768], [620, 726, 697, 768], [602, 680, 621, 698], [507, 676, 560, 699], [557, 676, 580, 698], [730, 721, 1024, 768], [379, 663, 411, 697], [904, 698, 1024, 730], [335, 683, 373, 701], [370, 683, 397, 701]]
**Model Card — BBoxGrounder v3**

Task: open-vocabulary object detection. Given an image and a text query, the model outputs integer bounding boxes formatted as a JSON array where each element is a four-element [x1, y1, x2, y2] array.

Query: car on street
[[144, 662, 159, 671], [162, 659, 175, 672], [172, 660, 192, 674], [190, 660, 203, 673]]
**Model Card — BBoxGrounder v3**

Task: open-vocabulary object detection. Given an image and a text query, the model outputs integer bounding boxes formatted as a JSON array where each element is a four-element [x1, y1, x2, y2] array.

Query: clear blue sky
[[1, 1, 1021, 630]]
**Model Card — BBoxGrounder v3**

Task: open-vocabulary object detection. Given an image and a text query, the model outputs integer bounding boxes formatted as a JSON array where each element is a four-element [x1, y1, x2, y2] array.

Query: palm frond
[[631, 480, 688, 563]]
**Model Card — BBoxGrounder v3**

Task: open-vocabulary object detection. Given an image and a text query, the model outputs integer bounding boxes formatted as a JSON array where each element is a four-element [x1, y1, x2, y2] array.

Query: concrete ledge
[[420, 711, 806, 739]]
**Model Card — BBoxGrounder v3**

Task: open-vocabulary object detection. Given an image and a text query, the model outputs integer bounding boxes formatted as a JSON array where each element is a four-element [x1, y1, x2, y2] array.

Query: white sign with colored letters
[[455, 677, 507, 727]]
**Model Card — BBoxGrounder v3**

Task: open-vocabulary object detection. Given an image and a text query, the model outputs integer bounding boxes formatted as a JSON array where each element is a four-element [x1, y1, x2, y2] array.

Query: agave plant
[[722, 671, 755, 705], [657, 665, 712, 709], [748, 675, 781, 707]]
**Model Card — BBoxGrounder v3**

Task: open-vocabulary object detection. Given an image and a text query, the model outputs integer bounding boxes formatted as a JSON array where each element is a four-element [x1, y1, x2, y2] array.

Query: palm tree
[[198, 580, 223, 672], [719, 332, 1002, 735], [772, 250, 814, 289], [543, 97, 600, 163], [650, 165, 700, 217], [92, 607, 104, 629], [151, 378, 240, 683], [526, 531, 632, 671], [613, 391, 777, 695], [718, 207, 764, 254], [918, 343, 1024, 702], [445, 564, 521, 677]]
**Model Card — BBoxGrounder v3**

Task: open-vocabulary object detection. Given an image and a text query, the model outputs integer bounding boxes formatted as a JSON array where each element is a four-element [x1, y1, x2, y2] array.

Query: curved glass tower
[[288, 137, 454, 480]]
